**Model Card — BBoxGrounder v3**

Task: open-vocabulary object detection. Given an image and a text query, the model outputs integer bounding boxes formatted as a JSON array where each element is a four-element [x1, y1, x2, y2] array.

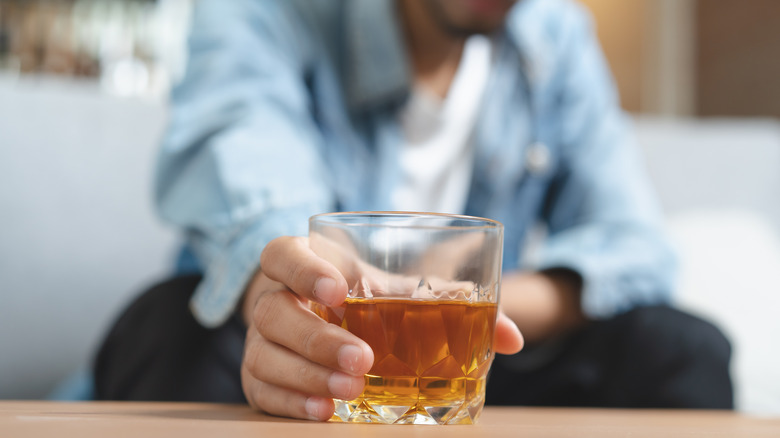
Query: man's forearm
[[500, 269, 586, 344]]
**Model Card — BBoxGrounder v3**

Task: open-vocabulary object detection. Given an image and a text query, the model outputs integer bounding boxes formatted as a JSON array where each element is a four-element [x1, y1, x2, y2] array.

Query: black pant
[[94, 275, 734, 409]]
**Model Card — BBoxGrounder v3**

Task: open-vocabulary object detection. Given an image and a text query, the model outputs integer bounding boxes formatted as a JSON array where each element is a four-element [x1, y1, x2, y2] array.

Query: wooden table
[[1, 401, 778, 437]]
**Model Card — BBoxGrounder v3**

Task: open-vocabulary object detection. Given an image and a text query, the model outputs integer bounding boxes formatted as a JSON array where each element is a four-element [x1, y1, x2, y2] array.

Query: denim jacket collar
[[504, 1, 555, 89]]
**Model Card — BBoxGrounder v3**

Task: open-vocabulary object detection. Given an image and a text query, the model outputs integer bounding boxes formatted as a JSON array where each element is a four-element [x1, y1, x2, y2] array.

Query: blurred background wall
[[581, 0, 780, 118], [0, 0, 189, 98], [1, 0, 779, 414]]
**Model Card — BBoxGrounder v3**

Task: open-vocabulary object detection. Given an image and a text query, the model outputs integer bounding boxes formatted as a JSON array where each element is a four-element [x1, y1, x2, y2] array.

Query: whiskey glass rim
[[310, 211, 503, 231]]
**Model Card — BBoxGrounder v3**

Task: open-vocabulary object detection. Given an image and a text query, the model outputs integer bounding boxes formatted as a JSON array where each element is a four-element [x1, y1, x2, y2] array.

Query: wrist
[[539, 268, 585, 329], [501, 269, 585, 343]]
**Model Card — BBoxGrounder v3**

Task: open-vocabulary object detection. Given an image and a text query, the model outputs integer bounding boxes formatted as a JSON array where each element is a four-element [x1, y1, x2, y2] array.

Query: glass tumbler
[[309, 212, 504, 425]]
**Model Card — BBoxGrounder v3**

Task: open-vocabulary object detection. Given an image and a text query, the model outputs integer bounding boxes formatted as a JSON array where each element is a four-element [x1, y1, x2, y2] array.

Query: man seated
[[94, 0, 732, 420]]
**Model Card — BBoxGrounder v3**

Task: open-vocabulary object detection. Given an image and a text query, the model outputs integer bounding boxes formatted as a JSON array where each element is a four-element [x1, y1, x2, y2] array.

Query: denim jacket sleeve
[[154, 0, 334, 327], [532, 4, 677, 318]]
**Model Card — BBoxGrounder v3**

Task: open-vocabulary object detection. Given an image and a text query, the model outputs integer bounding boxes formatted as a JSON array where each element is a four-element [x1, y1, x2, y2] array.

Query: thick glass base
[[329, 387, 486, 425]]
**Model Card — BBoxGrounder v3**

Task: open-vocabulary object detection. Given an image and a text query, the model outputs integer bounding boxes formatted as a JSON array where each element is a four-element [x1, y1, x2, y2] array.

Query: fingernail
[[305, 396, 323, 421], [314, 277, 339, 306], [337, 344, 362, 375], [328, 372, 356, 400]]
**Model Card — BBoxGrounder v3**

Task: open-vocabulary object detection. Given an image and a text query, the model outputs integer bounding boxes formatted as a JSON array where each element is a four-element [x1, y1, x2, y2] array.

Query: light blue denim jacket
[[156, 0, 677, 328]]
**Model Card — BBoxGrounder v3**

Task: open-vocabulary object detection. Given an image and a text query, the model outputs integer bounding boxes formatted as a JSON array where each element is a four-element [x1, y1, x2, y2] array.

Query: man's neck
[[399, 0, 466, 99]]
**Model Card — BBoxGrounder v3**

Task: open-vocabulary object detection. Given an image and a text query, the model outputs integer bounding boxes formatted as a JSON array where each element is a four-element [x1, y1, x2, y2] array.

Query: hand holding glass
[[309, 212, 504, 425]]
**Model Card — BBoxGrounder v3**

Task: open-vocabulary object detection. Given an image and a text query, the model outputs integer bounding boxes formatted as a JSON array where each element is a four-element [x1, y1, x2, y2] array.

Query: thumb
[[494, 311, 523, 355]]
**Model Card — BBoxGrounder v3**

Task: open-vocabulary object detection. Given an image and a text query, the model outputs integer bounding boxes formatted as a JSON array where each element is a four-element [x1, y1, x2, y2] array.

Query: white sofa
[[1, 80, 778, 414], [0, 79, 177, 399], [635, 118, 780, 415]]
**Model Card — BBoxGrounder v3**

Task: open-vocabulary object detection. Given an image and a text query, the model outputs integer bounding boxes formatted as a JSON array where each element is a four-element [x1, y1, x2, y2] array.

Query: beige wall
[[579, 0, 696, 116], [580, 0, 779, 119], [578, 0, 646, 113]]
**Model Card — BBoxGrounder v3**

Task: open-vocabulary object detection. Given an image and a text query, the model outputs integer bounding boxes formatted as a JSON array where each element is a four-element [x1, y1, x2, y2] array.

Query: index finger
[[260, 236, 348, 307]]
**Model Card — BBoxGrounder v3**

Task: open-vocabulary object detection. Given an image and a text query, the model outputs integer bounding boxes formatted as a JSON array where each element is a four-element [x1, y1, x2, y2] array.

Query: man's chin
[[462, 0, 516, 21], [432, 0, 515, 37], [438, 22, 504, 38]]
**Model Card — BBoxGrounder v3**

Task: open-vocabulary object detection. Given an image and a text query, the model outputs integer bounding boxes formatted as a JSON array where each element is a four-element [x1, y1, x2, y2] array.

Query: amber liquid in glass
[[311, 297, 497, 424]]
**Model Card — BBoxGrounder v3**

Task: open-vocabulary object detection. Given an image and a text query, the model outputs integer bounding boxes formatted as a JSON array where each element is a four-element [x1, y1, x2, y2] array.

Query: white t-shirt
[[392, 35, 493, 214]]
